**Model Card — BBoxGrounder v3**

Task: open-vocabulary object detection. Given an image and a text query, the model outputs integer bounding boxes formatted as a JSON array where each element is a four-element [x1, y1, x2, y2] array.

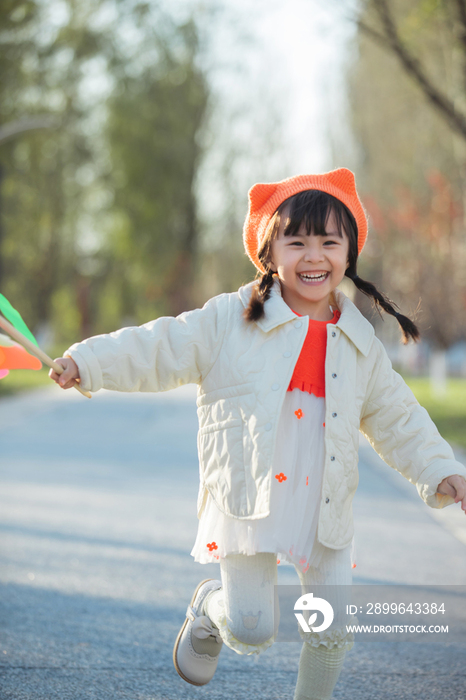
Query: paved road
[[0, 384, 465, 699]]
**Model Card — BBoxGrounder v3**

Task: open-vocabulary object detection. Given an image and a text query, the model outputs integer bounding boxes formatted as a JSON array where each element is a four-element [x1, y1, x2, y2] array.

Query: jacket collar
[[238, 278, 374, 357]]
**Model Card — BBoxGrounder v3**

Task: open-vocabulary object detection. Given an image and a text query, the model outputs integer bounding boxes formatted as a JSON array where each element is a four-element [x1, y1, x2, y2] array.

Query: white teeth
[[300, 273, 328, 281]]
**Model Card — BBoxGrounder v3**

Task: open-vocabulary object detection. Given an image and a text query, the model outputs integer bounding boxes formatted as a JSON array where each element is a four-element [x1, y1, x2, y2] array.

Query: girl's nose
[[303, 240, 324, 262]]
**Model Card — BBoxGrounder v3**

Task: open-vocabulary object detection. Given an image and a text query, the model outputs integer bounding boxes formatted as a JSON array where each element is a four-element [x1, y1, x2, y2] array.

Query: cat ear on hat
[[248, 182, 278, 212], [326, 168, 357, 196]]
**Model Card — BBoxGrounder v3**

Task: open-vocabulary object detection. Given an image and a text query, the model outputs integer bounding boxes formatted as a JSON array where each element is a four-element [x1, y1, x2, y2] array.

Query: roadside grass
[[401, 376, 466, 451]]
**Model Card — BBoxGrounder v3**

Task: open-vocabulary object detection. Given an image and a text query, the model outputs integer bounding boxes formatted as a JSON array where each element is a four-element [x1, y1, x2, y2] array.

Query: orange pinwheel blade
[[0, 339, 42, 370]]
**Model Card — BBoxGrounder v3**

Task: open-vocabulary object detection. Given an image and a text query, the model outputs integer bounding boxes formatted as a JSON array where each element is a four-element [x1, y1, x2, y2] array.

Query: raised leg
[[204, 551, 279, 655]]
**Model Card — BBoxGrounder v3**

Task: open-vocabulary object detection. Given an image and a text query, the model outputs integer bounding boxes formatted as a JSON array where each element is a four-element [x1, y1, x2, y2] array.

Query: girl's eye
[[287, 239, 338, 247]]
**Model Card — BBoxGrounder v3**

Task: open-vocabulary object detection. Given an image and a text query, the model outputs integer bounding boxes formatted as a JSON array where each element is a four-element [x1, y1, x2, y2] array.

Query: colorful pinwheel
[[0, 332, 42, 379], [0, 294, 41, 379], [0, 293, 91, 398]]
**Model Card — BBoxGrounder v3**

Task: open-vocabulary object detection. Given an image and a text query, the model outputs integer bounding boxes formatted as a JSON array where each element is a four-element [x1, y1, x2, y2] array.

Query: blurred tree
[[355, 0, 466, 142], [341, 0, 466, 392], [364, 170, 466, 345], [0, 0, 106, 344], [1, 0, 282, 349], [0, 1, 210, 344], [101, 17, 209, 322]]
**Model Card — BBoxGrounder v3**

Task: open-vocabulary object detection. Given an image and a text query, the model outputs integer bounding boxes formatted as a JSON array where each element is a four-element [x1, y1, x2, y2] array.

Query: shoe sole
[[172, 578, 216, 686]]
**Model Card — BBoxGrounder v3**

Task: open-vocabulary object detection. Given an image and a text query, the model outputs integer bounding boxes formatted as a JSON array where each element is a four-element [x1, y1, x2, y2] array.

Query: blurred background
[[1, 0, 466, 444]]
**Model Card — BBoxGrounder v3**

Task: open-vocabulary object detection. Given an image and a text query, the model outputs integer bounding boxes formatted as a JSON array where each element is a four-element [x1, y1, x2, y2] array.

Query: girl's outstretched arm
[[60, 294, 230, 394], [360, 336, 466, 510], [437, 475, 466, 513]]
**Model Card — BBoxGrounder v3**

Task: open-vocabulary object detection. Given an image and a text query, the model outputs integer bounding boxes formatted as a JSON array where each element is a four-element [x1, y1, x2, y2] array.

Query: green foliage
[[0, 2, 209, 349], [0, 0, 105, 344], [103, 18, 209, 321], [49, 284, 81, 347]]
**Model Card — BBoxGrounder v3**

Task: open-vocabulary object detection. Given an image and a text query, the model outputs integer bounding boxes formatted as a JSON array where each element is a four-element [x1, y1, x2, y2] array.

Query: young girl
[[50, 168, 466, 700]]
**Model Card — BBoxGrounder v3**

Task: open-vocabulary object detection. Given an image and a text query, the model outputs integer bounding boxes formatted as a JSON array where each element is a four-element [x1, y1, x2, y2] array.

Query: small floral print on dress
[[289, 546, 294, 555], [206, 542, 218, 552], [277, 559, 280, 565], [295, 409, 304, 419], [306, 476, 309, 486], [352, 562, 357, 569], [323, 422, 325, 427], [302, 564, 310, 573], [275, 472, 287, 483], [299, 558, 306, 565]]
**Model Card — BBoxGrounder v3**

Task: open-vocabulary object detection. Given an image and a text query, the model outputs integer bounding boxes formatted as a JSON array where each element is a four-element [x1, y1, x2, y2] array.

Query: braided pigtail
[[348, 272, 420, 345], [243, 269, 275, 322]]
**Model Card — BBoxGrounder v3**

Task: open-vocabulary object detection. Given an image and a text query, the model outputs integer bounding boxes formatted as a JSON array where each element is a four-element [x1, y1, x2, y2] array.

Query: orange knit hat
[[243, 168, 368, 273]]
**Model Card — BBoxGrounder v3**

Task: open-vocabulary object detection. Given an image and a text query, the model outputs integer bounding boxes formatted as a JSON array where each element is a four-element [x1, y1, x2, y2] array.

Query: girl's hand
[[48, 357, 80, 389], [437, 475, 466, 513]]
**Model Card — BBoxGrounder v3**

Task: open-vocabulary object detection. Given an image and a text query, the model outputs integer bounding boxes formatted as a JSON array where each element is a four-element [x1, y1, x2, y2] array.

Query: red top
[[288, 308, 341, 397]]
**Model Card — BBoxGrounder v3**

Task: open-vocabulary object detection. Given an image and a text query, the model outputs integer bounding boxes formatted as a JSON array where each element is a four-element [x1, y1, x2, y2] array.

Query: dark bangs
[[275, 190, 357, 241]]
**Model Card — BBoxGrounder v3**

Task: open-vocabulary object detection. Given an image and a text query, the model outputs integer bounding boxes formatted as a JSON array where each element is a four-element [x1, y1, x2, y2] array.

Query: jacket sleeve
[[64, 293, 230, 394], [359, 337, 466, 509]]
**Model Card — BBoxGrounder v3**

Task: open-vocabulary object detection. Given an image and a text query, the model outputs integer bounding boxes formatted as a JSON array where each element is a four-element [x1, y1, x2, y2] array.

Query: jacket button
[[332, 412, 337, 418], [332, 331, 336, 337], [265, 423, 272, 431], [283, 351, 291, 358], [325, 497, 330, 504], [330, 456, 335, 461], [294, 321, 302, 329], [272, 383, 280, 391], [332, 373, 337, 378]]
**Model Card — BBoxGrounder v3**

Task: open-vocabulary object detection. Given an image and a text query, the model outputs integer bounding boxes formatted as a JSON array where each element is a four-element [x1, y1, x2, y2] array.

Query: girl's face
[[269, 208, 350, 320]]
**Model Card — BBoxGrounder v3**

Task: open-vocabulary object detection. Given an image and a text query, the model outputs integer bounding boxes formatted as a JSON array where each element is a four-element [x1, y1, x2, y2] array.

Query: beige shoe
[[173, 578, 223, 686]]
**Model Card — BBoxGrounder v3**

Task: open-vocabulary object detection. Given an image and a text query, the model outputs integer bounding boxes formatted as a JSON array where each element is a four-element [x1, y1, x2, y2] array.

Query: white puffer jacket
[[65, 279, 466, 549]]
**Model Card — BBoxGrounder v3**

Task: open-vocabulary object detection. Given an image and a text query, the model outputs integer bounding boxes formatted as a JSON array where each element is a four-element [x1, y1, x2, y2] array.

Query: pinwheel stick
[[0, 314, 91, 399]]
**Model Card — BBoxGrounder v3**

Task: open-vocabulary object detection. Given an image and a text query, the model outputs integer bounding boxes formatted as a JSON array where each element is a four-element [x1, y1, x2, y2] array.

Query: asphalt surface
[[0, 383, 465, 699]]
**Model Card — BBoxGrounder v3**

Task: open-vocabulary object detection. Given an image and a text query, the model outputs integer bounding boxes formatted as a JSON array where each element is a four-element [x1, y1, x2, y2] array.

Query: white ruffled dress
[[191, 306, 346, 574]]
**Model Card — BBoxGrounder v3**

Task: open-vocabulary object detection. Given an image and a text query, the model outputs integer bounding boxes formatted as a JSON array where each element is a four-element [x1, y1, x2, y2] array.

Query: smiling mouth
[[298, 272, 330, 283]]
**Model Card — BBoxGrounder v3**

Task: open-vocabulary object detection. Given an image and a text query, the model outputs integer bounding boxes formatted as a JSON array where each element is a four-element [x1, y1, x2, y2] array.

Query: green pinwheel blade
[[0, 294, 39, 347]]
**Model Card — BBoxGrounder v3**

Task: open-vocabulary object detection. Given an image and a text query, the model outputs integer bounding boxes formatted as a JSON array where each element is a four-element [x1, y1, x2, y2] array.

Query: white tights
[[204, 547, 354, 700]]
